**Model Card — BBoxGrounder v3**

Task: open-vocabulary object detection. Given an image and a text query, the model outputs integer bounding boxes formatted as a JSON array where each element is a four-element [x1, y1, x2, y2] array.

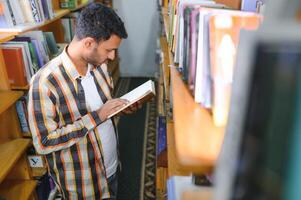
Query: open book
[[107, 80, 156, 118]]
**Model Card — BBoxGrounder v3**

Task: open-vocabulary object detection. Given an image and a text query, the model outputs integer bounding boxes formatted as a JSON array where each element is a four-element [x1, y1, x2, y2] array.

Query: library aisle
[[2, 0, 301, 199]]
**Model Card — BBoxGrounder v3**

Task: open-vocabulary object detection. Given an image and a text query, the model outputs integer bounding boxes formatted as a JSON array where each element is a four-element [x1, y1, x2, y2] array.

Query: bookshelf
[[0, 91, 23, 114], [0, 9, 70, 34], [0, 91, 36, 199], [160, 10, 225, 171], [0, 139, 31, 183], [158, 0, 245, 199]]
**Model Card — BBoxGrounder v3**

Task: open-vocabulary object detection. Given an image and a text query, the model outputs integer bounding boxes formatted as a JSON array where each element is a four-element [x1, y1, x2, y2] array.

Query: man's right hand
[[97, 98, 129, 121]]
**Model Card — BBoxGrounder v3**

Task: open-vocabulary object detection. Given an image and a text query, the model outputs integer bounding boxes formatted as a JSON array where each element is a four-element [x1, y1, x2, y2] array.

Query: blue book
[[157, 116, 167, 156], [16, 98, 29, 133]]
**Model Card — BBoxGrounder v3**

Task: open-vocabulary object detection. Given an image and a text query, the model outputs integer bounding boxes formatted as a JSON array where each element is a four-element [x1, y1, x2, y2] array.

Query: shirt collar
[[60, 45, 95, 81]]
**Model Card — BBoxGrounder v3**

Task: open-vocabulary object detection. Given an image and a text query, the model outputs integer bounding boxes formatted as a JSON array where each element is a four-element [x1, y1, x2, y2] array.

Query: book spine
[[16, 100, 30, 133]]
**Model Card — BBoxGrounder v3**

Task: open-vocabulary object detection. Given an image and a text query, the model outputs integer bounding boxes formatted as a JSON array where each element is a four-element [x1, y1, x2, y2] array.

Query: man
[[28, 3, 135, 199]]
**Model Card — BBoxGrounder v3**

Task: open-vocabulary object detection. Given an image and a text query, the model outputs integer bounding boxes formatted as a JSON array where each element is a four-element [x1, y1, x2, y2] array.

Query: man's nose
[[108, 50, 115, 60]]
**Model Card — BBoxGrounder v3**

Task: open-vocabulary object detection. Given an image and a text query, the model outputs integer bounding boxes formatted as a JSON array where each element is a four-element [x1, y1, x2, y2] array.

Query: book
[[209, 11, 261, 126], [2, 46, 28, 87], [107, 80, 156, 118]]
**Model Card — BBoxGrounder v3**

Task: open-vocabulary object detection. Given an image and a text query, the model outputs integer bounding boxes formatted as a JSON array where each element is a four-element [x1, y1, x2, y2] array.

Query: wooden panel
[[0, 180, 37, 200], [0, 106, 23, 141], [215, 0, 241, 9], [0, 91, 23, 114], [51, 0, 60, 10], [0, 139, 31, 183], [7, 155, 32, 180]]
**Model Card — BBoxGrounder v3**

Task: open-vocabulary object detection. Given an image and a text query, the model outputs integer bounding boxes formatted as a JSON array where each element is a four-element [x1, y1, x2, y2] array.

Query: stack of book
[[0, 31, 64, 88], [163, 0, 262, 127]]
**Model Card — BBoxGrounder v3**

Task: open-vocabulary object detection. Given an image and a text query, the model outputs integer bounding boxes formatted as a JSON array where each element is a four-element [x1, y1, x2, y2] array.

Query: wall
[[114, 0, 159, 77]]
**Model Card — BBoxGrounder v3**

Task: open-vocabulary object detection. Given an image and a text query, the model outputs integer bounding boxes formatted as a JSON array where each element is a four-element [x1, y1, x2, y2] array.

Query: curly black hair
[[75, 3, 128, 42]]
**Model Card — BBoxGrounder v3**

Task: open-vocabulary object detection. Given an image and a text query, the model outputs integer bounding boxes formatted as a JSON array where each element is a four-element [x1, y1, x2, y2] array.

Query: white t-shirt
[[80, 68, 118, 178]]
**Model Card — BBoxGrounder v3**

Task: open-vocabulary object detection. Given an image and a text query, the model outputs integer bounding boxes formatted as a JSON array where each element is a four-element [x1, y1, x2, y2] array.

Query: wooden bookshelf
[[0, 91, 23, 115], [0, 180, 37, 200], [0, 139, 31, 183], [161, 6, 225, 169]]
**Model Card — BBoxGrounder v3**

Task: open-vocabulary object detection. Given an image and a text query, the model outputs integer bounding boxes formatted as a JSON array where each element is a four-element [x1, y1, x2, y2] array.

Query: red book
[[2, 47, 27, 87]]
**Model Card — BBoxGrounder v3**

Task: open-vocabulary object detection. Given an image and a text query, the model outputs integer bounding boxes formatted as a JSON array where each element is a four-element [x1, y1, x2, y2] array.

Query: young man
[[28, 3, 135, 199]]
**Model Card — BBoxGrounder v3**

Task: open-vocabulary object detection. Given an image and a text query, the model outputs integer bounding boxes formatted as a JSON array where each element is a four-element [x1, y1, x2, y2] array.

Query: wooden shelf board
[[0, 91, 23, 115], [167, 122, 210, 177], [11, 85, 29, 90], [0, 139, 31, 183], [70, 2, 90, 11], [0, 9, 70, 34], [0, 33, 14, 43], [0, 180, 37, 200]]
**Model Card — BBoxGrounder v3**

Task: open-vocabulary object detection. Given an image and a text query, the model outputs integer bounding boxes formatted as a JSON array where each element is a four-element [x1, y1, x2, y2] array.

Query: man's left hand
[[121, 102, 142, 114]]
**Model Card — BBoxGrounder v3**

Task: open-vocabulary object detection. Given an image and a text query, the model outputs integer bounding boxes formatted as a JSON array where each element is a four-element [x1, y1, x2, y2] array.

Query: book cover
[[12, 36, 39, 72], [44, 32, 59, 56], [209, 11, 261, 126], [2, 47, 28, 87], [157, 115, 167, 156], [16, 99, 30, 133], [19, 0, 35, 23], [2, 42, 34, 82]]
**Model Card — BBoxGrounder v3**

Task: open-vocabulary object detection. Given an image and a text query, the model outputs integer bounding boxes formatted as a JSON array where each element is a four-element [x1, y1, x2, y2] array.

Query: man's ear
[[83, 37, 96, 49]]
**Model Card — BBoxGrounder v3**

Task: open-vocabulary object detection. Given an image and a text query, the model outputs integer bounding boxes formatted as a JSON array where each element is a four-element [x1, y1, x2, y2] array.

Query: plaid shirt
[[28, 47, 115, 199]]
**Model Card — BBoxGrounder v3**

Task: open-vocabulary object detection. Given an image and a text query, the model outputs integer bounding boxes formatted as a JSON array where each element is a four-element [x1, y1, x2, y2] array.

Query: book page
[[107, 80, 156, 118]]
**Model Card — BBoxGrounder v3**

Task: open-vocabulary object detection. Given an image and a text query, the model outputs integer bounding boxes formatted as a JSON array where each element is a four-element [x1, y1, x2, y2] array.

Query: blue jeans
[[105, 172, 118, 200]]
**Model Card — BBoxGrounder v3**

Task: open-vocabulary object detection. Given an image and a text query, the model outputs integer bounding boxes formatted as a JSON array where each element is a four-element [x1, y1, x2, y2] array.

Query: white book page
[[107, 80, 155, 118]]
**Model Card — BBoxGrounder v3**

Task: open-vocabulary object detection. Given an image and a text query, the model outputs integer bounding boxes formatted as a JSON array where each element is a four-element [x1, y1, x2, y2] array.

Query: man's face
[[84, 34, 122, 66]]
